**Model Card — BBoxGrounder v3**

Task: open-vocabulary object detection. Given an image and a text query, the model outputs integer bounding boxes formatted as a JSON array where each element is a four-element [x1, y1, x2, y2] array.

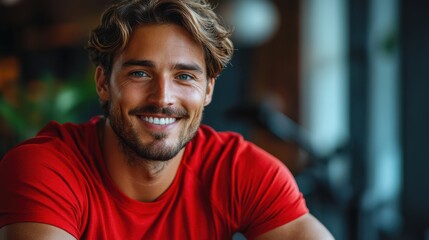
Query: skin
[[0, 223, 76, 240], [255, 214, 334, 240], [0, 24, 334, 240]]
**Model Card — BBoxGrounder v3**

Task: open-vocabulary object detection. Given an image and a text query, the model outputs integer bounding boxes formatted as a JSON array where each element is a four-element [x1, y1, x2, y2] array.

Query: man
[[0, 0, 334, 239]]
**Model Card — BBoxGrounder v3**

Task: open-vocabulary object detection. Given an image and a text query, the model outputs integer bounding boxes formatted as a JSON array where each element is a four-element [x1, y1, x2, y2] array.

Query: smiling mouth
[[142, 116, 177, 125]]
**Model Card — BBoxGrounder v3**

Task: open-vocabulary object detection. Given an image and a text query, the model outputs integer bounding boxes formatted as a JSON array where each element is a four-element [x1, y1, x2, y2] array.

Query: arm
[[0, 223, 76, 240], [254, 213, 334, 240]]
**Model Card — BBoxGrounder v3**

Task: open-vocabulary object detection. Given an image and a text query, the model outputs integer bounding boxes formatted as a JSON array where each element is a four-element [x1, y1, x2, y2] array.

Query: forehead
[[115, 24, 205, 69]]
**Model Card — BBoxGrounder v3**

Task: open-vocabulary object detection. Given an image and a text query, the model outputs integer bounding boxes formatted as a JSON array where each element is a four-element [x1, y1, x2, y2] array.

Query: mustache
[[129, 105, 189, 118]]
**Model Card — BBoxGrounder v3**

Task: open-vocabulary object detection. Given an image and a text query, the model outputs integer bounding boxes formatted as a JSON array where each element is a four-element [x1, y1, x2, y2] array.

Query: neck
[[98, 118, 184, 202]]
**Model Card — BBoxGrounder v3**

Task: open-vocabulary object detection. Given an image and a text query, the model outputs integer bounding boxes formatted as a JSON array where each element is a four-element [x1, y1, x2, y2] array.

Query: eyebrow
[[122, 59, 204, 74], [173, 62, 204, 74], [122, 59, 155, 68]]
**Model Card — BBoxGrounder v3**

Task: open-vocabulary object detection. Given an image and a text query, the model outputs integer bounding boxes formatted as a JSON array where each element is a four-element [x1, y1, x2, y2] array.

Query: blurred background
[[0, 0, 428, 239]]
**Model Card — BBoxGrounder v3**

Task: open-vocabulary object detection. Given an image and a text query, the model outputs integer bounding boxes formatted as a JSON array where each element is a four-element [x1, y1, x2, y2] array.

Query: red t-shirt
[[0, 116, 308, 239]]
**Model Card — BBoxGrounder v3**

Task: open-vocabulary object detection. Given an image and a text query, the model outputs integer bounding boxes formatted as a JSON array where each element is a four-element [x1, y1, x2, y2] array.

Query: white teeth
[[142, 116, 176, 125]]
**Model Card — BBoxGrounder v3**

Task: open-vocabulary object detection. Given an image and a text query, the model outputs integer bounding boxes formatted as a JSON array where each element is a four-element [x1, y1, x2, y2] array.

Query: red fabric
[[0, 116, 308, 239]]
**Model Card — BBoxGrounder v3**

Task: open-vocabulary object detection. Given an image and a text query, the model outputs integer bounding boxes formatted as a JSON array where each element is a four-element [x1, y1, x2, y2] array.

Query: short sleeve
[[0, 140, 82, 238], [234, 143, 308, 239]]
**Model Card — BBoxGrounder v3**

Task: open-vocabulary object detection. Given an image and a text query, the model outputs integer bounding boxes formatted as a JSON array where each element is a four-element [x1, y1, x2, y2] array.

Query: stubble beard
[[108, 103, 201, 165]]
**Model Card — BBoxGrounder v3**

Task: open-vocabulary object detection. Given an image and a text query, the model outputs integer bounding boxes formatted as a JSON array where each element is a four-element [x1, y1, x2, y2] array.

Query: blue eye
[[177, 74, 195, 81], [130, 71, 148, 78]]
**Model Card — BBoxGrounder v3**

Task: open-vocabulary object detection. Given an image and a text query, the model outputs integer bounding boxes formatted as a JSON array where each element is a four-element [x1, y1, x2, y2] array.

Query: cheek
[[182, 87, 206, 105], [183, 91, 208, 120]]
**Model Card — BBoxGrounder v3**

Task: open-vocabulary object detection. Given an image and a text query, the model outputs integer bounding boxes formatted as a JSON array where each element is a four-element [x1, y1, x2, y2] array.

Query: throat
[[123, 162, 173, 202], [128, 157, 169, 178]]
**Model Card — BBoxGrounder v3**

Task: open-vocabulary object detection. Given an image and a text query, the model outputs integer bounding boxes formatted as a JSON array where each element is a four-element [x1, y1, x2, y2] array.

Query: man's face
[[96, 24, 214, 161]]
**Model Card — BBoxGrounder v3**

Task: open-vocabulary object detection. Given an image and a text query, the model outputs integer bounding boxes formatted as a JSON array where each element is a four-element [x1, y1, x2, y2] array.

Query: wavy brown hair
[[87, 0, 234, 79]]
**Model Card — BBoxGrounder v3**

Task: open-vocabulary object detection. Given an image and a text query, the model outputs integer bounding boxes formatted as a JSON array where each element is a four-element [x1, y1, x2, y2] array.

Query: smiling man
[[0, 0, 333, 239]]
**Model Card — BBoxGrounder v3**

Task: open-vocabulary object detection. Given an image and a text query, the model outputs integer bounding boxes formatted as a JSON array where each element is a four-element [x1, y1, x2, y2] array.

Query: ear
[[95, 66, 110, 101], [204, 77, 215, 106]]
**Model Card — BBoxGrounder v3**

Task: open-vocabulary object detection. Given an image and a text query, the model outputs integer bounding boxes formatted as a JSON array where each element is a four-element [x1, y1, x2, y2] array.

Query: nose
[[147, 75, 174, 107]]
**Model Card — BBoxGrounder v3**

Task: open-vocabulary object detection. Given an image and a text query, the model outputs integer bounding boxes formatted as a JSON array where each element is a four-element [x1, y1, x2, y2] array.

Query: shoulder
[[185, 125, 255, 173], [1, 136, 69, 175], [0, 127, 83, 190], [0, 117, 103, 192], [191, 125, 264, 158], [1, 116, 101, 170], [186, 125, 286, 174], [36, 116, 101, 146], [0, 117, 103, 203], [185, 125, 300, 203]]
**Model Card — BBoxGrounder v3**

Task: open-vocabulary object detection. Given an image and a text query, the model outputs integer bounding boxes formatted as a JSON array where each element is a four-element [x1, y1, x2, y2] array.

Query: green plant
[[0, 71, 98, 142]]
